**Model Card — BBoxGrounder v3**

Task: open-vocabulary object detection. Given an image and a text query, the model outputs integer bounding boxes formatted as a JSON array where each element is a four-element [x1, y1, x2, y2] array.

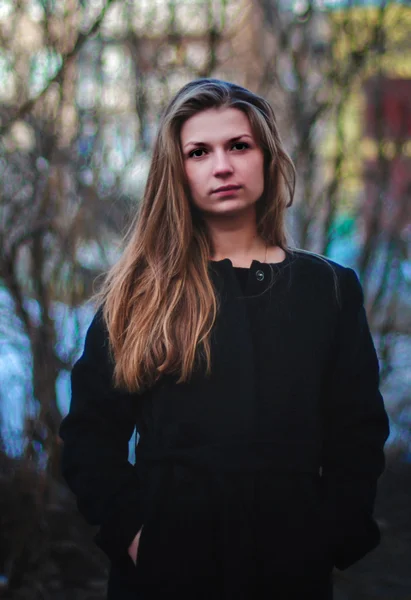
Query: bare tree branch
[[0, 0, 116, 138]]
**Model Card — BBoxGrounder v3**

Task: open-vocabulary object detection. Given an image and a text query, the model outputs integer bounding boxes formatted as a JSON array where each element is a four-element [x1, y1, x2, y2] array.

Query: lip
[[212, 185, 241, 193]]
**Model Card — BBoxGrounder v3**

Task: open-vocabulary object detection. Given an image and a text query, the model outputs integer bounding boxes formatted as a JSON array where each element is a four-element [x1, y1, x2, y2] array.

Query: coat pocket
[[133, 464, 217, 585], [264, 473, 335, 576], [300, 475, 335, 569]]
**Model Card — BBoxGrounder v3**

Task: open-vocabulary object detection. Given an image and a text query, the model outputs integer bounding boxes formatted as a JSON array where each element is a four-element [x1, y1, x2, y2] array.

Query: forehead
[[180, 107, 254, 145]]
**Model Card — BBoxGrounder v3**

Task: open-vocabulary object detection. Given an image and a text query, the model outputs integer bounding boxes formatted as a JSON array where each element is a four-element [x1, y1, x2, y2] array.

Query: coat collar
[[208, 249, 293, 271], [207, 249, 293, 297]]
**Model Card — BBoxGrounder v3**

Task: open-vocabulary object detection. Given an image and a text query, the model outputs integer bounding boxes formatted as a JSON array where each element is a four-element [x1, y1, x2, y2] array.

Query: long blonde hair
[[96, 78, 296, 393]]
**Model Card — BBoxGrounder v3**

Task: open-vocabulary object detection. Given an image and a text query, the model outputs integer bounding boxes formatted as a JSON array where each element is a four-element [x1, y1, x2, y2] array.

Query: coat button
[[256, 269, 265, 281]]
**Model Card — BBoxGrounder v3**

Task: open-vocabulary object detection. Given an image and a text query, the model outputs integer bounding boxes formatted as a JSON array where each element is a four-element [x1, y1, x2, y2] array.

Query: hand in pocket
[[128, 526, 144, 565]]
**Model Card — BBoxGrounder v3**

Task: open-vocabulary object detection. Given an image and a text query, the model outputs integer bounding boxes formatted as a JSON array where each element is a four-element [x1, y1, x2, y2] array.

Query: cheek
[[184, 164, 196, 191], [247, 156, 264, 187], [185, 164, 205, 198], [257, 153, 265, 177]]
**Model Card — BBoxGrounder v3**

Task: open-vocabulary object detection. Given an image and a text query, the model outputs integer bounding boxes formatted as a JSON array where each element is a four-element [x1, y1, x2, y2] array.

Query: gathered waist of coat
[[136, 439, 322, 475]]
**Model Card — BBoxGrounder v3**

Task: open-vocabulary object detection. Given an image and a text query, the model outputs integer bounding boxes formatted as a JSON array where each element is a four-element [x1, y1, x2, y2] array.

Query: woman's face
[[180, 107, 265, 219]]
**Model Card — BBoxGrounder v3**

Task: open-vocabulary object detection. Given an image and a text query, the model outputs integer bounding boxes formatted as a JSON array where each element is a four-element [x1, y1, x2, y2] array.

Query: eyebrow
[[183, 134, 253, 150]]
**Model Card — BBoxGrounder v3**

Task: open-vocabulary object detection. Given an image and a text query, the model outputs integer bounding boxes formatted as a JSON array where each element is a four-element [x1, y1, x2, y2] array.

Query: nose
[[212, 150, 234, 177]]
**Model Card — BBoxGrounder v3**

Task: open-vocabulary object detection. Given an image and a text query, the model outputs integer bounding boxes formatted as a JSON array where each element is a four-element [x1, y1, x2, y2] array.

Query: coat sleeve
[[59, 308, 144, 564], [321, 266, 390, 571]]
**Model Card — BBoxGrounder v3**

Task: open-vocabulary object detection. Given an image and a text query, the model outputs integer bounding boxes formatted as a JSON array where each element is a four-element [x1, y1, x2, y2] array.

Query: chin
[[202, 202, 255, 218]]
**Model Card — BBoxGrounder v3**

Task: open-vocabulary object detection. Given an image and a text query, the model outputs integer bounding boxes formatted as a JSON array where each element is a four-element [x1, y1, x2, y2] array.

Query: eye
[[232, 142, 250, 151], [188, 148, 207, 158]]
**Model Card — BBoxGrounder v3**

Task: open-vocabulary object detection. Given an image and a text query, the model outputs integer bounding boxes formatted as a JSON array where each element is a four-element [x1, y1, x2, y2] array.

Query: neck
[[206, 209, 266, 267]]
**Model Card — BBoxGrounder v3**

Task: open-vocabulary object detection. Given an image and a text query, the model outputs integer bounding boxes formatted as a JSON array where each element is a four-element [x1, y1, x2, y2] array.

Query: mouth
[[212, 185, 241, 193]]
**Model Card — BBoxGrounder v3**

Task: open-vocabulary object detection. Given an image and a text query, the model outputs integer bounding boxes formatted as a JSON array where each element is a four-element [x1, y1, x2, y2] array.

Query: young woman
[[59, 79, 390, 600]]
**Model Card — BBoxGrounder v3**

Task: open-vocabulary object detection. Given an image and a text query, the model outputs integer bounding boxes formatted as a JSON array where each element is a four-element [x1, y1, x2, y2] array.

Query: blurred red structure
[[362, 77, 411, 237]]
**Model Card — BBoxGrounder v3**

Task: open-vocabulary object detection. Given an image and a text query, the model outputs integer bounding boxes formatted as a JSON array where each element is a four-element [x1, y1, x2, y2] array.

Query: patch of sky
[[80, 0, 106, 32], [0, 289, 32, 456], [78, 168, 94, 185], [78, 133, 95, 159], [76, 76, 100, 110], [100, 1, 128, 38], [0, 0, 12, 21], [121, 152, 152, 198], [56, 369, 71, 417], [76, 239, 121, 271], [91, 117, 140, 175], [101, 45, 132, 82], [29, 49, 62, 98], [27, 0, 45, 22], [36, 156, 49, 173], [0, 50, 12, 74], [53, 301, 95, 417], [0, 50, 15, 103], [98, 169, 116, 191]]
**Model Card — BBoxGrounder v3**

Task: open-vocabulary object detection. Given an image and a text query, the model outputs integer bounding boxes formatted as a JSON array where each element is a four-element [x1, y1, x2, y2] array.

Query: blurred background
[[0, 0, 410, 598]]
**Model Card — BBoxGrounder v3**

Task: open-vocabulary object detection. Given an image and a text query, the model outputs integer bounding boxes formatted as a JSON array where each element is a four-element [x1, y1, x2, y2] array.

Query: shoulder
[[286, 248, 362, 309], [85, 306, 109, 347], [74, 305, 113, 371], [287, 247, 345, 273]]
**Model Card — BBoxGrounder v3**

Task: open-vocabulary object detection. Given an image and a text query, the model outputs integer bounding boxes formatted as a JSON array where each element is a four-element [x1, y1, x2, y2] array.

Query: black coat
[[59, 250, 390, 600]]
